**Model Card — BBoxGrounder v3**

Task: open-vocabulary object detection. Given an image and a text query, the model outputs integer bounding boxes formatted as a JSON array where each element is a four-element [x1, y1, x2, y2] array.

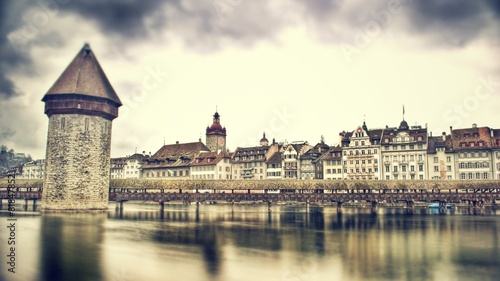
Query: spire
[[402, 104, 405, 121], [42, 43, 122, 106]]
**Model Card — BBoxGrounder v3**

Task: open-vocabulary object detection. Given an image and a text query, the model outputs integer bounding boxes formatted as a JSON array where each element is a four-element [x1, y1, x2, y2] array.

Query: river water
[[1, 203, 499, 281]]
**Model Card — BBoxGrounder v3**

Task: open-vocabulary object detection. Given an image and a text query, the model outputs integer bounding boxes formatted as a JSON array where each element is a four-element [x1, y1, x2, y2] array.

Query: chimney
[[176, 141, 179, 144], [491, 129, 494, 137], [442, 132, 446, 141], [472, 123, 477, 128], [449, 126, 453, 134]]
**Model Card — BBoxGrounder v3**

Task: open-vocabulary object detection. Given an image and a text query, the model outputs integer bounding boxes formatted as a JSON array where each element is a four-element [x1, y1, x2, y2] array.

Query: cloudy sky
[[0, 0, 499, 159]]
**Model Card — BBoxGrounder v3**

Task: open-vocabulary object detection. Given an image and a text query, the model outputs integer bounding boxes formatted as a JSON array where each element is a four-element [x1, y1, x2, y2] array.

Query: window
[[447, 166, 451, 171], [460, 173, 465, 180], [418, 164, 423, 172], [374, 149, 378, 154], [468, 173, 473, 179], [483, 172, 488, 179], [393, 166, 398, 172], [386, 175, 390, 180], [410, 165, 415, 172], [84, 118, 89, 132], [385, 166, 390, 172], [433, 157, 438, 163], [446, 156, 451, 162], [419, 175, 423, 180], [409, 145, 414, 150], [402, 166, 406, 172], [434, 166, 439, 172]]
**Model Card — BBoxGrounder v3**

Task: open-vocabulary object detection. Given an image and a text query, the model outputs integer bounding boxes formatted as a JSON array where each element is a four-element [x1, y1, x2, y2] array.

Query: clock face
[[218, 137, 225, 146]]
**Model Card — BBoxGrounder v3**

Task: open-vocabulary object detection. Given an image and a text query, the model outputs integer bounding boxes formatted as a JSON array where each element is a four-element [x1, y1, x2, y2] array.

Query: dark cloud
[[0, 0, 30, 98], [59, 0, 173, 39], [406, 0, 500, 46]]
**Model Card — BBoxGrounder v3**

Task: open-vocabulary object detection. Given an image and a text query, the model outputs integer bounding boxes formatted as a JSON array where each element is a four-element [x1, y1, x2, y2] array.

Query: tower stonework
[[205, 111, 227, 152], [41, 44, 121, 211]]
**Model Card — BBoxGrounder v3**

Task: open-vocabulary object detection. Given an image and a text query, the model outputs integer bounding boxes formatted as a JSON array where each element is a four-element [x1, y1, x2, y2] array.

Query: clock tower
[[205, 111, 226, 152]]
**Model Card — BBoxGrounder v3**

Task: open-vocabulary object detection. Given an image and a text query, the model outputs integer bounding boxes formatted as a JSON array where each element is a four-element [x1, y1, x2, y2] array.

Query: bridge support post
[[159, 201, 164, 212], [33, 199, 37, 211], [24, 199, 29, 211], [306, 199, 309, 212], [268, 201, 271, 212], [337, 202, 342, 213], [406, 201, 414, 214], [115, 201, 124, 211], [196, 201, 199, 212], [371, 201, 378, 213]]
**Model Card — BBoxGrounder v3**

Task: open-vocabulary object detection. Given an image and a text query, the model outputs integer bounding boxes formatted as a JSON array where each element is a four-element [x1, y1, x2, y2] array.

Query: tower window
[[85, 118, 89, 132]]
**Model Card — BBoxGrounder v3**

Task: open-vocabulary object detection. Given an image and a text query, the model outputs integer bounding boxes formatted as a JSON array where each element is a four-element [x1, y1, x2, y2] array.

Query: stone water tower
[[41, 43, 121, 211]]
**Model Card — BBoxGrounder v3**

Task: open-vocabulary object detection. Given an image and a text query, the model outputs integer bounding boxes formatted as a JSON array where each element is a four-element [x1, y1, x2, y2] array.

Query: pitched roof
[[153, 141, 210, 158], [427, 135, 453, 154], [266, 152, 282, 164], [451, 126, 494, 150], [191, 151, 232, 166], [42, 43, 122, 105]]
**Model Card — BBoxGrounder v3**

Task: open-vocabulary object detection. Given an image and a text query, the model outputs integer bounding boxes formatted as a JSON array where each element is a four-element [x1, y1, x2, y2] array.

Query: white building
[[191, 151, 232, 179], [381, 120, 428, 180], [426, 133, 455, 180], [20, 159, 45, 179], [266, 151, 283, 179]]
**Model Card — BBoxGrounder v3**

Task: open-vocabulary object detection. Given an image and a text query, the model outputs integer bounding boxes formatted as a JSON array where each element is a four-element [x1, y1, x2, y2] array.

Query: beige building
[[191, 151, 232, 179], [319, 146, 343, 180], [340, 122, 383, 180], [282, 141, 312, 179], [451, 124, 496, 180], [426, 133, 455, 180]]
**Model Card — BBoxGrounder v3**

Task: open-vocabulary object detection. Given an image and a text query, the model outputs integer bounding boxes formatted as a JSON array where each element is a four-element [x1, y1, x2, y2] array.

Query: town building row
[[4, 111, 500, 181]]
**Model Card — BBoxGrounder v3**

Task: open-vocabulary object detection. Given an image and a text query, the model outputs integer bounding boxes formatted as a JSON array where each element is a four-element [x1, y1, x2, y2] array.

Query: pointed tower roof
[[42, 43, 122, 106]]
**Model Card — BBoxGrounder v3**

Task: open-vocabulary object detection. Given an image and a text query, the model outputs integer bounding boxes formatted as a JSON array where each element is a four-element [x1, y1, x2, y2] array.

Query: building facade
[[340, 122, 382, 180], [191, 151, 232, 180], [381, 120, 428, 180], [319, 146, 343, 180], [141, 141, 210, 179], [451, 124, 495, 180], [282, 141, 311, 179], [426, 133, 455, 180]]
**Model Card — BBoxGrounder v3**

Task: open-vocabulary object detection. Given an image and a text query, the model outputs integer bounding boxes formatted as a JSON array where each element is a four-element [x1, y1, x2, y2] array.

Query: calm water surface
[[1, 203, 499, 281]]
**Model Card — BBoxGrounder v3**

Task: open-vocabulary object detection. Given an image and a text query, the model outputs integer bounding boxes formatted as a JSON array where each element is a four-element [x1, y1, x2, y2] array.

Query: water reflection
[[40, 213, 106, 281], [0, 204, 499, 281]]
